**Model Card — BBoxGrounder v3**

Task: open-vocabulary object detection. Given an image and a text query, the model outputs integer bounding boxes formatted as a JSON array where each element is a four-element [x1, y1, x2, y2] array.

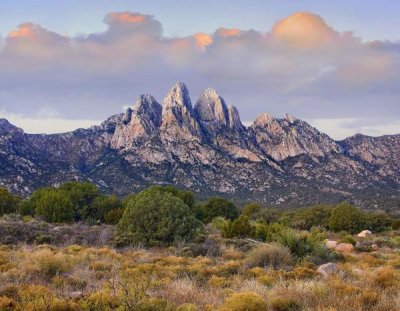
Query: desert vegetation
[[1, 183, 400, 310]]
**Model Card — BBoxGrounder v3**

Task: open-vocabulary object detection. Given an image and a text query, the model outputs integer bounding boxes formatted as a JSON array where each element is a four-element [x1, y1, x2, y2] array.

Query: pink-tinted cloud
[[271, 12, 339, 48]]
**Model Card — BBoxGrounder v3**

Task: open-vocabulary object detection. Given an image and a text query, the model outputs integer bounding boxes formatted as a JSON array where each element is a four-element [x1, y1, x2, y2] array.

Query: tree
[[89, 195, 123, 222], [59, 181, 100, 220], [328, 202, 365, 233], [116, 187, 202, 246], [291, 204, 333, 230], [222, 216, 255, 238], [149, 185, 195, 209], [201, 197, 239, 223], [35, 189, 74, 223], [0, 188, 20, 216], [242, 202, 261, 217]]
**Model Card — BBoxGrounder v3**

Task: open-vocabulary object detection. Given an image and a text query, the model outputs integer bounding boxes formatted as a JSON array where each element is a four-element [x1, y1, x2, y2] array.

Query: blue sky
[[0, 1, 399, 138]]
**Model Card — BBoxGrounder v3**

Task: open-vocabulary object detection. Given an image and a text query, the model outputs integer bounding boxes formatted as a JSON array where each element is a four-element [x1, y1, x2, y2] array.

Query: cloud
[[0, 11, 399, 137], [271, 12, 339, 48]]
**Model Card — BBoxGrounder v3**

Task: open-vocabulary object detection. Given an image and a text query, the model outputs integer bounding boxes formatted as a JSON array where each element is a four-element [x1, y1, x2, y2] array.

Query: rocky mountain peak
[[194, 87, 229, 125], [254, 113, 275, 125], [161, 82, 202, 138], [111, 94, 162, 148], [285, 113, 298, 124], [163, 82, 193, 111], [227, 104, 244, 131], [0, 118, 20, 134]]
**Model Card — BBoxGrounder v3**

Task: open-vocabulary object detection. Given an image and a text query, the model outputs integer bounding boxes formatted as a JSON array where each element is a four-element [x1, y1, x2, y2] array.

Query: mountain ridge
[[1, 82, 399, 210]]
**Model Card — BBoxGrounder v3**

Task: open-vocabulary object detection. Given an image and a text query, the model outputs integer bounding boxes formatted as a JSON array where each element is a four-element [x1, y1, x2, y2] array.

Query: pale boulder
[[317, 262, 338, 278], [335, 243, 354, 252], [357, 230, 372, 238], [325, 240, 338, 249]]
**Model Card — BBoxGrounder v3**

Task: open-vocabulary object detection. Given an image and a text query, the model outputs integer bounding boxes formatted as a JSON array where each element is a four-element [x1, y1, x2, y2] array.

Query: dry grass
[[0, 232, 400, 310]]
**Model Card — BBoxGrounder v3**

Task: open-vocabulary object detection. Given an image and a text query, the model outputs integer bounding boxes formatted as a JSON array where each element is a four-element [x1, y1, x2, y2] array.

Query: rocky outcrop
[[1, 82, 400, 208]]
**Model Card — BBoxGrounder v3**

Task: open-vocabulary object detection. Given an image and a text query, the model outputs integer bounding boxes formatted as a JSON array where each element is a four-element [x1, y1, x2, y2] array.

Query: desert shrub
[[222, 216, 255, 238], [0, 188, 20, 216], [88, 195, 123, 223], [339, 234, 356, 245], [104, 208, 125, 225], [278, 229, 329, 261], [200, 197, 239, 223], [150, 185, 196, 209], [364, 212, 392, 232], [116, 187, 202, 246], [243, 244, 293, 269], [81, 291, 121, 310], [177, 303, 198, 311], [270, 296, 301, 311], [31, 249, 73, 279], [290, 204, 333, 230], [0, 296, 15, 310], [328, 202, 365, 233], [371, 267, 397, 288], [242, 202, 261, 217], [136, 297, 174, 311], [17, 199, 35, 216], [59, 181, 100, 221], [35, 189, 74, 223], [252, 207, 281, 224], [219, 292, 266, 311]]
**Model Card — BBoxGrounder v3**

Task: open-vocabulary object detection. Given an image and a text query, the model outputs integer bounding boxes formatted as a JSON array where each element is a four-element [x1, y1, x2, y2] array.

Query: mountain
[[1, 83, 399, 209]]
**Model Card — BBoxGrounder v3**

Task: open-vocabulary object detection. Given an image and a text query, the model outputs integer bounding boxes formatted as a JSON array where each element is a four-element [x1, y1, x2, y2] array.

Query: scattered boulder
[[325, 240, 338, 249], [357, 230, 372, 238], [335, 243, 354, 252], [317, 263, 338, 278]]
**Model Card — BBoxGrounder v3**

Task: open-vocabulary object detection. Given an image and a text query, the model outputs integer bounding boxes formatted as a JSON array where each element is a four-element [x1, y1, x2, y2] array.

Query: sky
[[0, 0, 399, 139]]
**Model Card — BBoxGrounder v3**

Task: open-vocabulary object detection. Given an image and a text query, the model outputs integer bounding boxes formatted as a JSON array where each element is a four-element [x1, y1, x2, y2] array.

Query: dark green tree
[[201, 197, 239, 223], [328, 202, 365, 233], [291, 204, 333, 230], [35, 189, 74, 223], [116, 187, 202, 246], [59, 181, 100, 220], [89, 195, 123, 222], [0, 188, 20, 216], [242, 202, 261, 217], [223, 216, 255, 238]]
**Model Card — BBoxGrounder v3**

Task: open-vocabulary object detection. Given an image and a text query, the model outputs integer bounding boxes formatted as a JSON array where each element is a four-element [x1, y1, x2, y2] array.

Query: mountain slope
[[1, 83, 399, 209]]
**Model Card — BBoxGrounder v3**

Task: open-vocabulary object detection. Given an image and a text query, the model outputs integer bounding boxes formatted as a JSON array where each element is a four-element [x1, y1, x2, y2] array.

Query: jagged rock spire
[[195, 88, 229, 126], [111, 94, 162, 148], [161, 82, 202, 138]]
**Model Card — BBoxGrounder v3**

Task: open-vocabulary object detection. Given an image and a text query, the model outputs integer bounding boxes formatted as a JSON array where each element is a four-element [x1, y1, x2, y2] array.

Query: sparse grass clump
[[244, 243, 293, 269]]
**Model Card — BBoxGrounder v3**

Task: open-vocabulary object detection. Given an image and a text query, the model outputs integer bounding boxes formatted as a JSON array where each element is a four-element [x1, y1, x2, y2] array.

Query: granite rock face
[[1, 83, 399, 209]]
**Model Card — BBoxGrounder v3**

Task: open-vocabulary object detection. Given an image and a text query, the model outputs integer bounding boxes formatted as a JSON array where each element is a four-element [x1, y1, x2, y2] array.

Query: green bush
[[0, 188, 20, 216], [59, 181, 100, 221], [328, 202, 365, 233], [88, 195, 123, 223], [290, 204, 333, 230], [242, 202, 261, 217], [219, 292, 266, 311], [222, 216, 255, 238], [116, 187, 202, 246], [35, 189, 74, 223], [278, 229, 327, 261], [17, 200, 35, 216], [200, 197, 239, 223], [104, 208, 125, 225]]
